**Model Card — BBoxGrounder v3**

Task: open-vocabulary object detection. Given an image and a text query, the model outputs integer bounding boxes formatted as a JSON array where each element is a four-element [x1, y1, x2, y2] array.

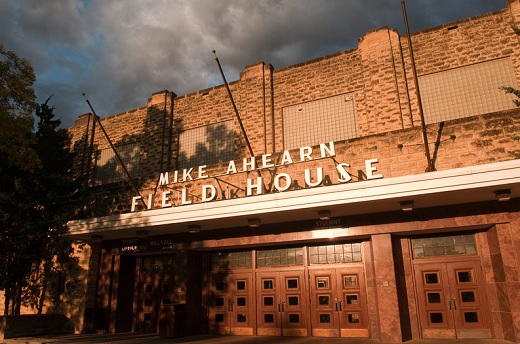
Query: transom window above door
[[411, 234, 477, 259]]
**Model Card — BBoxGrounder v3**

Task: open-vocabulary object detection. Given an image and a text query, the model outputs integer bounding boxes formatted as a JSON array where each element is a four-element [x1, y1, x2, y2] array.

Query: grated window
[[94, 142, 140, 185], [283, 93, 357, 150], [178, 120, 234, 169], [419, 58, 517, 124]]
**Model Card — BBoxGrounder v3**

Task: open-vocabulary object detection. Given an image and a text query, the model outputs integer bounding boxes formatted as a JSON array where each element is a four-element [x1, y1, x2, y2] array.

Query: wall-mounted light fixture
[[495, 189, 511, 202], [248, 218, 261, 228], [188, 224, 201, 233], [136, 230, 149, 238], [400, 201, 414, 212], [91, 234, 103, 243], [318, 210, 331, 220]]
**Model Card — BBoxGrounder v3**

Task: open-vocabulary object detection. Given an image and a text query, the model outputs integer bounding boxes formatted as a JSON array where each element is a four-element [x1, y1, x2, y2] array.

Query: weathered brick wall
[[67, 4, 520, 215], [402, 5, 520, 119]]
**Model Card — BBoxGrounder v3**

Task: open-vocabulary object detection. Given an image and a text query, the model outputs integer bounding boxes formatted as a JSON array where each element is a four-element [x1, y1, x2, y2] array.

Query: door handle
[[448, 297, 457, 311], [278, 301, 285, 312], [335, 298, 342, 312]]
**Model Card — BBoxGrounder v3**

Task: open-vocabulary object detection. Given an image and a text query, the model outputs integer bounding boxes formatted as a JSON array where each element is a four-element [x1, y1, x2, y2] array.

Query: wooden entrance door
[[208, 272, 254, 335], [137, 256, 176, 333], [414, 259, 491, 339], [309, 267, 369, 337], [256, 270, 308, 336]]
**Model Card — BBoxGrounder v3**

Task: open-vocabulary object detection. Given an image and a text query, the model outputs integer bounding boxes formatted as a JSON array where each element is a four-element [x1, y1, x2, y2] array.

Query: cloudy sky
[[0, 0, 507, 128]]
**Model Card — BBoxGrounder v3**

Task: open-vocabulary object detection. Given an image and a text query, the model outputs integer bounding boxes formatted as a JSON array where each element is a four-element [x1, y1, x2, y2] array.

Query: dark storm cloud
[[0, 0, 506, 128]]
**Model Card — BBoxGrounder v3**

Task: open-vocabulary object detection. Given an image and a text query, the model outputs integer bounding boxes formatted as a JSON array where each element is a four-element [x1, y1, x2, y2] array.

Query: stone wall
[[67, 5, 520, 217]]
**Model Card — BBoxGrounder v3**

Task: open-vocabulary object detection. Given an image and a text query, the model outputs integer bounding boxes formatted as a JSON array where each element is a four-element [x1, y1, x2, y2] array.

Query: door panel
[[415, 260, 491, 339], [256, 270, 307, 337], [137, 256, 176, 333], [208, 272, 253, 335], [310, 267, 368, 338], [310, 270, 338, 337]]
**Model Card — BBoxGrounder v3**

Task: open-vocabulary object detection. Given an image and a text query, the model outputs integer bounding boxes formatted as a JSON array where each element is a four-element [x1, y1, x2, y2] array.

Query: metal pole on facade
[[83, 94, 148, 208], [213, 50, 255, 158], [401, 0, 435, 172]]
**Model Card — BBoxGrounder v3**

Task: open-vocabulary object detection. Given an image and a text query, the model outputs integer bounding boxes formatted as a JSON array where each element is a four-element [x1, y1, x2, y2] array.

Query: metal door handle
[[278, 301, 285, 312], [448, 297, 457, 311], [335, 298, 342, 311]]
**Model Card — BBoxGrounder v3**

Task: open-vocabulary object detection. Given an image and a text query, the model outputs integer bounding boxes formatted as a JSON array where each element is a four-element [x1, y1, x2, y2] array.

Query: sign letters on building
[[131, 142, 382, 211]]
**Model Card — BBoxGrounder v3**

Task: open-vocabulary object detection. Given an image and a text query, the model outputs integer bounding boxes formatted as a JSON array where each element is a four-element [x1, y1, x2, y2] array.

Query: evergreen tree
[[29, 99, 79, 313], [0, 44, 79, 314]]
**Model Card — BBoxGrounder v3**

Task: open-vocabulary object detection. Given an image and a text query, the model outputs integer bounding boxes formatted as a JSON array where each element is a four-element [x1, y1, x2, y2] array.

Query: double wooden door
[[414, 259, 491, 339], [309, 266, 368, 338], [256, 270, 308, 336]]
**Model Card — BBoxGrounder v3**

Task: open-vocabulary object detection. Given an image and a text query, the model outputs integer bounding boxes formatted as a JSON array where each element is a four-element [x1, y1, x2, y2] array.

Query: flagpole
[[401, 0, 434, 172]]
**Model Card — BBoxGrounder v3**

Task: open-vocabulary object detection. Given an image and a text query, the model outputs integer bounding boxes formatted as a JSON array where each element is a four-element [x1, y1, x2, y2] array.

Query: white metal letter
[[336, 163, 352, 183], [198, 165, 208, 179], [226, 160, 237, 174], [299, 146, 313, 161], [131, 196, 142, 212], [366, 158, 383, 180], [202, 184, 217, 202], [181, 188, 192, 205], [159, 172, 169, 185], [319, 142, 335, 157], [274, 173, 292, 192], [162, 191, 173, 208], [183, 168, 194, 181], [262, 153, 274, 168], [304, 167, 324, 187], [280, 150, 293, 165], [243, 157, 256, 171], [246, 177, 263, 196]]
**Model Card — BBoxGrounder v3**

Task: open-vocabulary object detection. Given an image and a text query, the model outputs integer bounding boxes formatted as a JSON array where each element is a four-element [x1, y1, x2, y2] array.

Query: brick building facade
[[10, 1, 520, 342]]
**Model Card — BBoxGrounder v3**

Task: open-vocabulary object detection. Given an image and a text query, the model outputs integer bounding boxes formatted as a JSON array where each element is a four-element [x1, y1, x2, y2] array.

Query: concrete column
[[371, 233, 402, 342]]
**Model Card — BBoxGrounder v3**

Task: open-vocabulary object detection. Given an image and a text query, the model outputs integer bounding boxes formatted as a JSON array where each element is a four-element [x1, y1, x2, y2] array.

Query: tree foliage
[[500, 26, 520, 107], [0, 43, 39, 171], [0, 44, 78, 314]]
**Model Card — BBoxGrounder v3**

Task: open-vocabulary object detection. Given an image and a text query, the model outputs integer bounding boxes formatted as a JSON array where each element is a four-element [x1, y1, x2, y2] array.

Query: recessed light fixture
[[400, 201, 414, 212], [318, 210, 331, 220], [188, 224, 201, 233], [495, 189, 511, 202], [248, 218, 261, 228]]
